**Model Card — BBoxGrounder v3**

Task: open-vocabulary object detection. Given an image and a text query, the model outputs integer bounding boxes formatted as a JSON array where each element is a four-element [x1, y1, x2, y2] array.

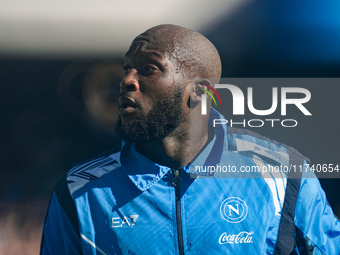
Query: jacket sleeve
[[294, 166, 340, 254], [40, 175, 82, 255]]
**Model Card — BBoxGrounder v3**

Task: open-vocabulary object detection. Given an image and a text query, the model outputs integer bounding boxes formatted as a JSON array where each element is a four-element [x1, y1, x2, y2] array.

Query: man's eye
[[123, 66, 132, 75], [141, 66, 157, 75]]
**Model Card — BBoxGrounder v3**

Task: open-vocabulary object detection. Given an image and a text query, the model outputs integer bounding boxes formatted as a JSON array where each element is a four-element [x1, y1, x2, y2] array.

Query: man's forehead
[[130, 36, 149, 51], [125, 34, 168, 58]]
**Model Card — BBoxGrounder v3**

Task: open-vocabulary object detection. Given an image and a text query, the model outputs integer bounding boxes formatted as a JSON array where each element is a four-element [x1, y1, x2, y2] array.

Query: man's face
[[116, 36, 187, 142]]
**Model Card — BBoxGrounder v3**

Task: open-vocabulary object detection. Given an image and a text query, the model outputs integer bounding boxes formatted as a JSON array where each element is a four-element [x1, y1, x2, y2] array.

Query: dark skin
[[119, 30, 212, 169]]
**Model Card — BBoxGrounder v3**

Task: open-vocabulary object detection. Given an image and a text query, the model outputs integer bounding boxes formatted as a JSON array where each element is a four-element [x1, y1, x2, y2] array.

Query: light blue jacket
[[41, 109, 340, 254]]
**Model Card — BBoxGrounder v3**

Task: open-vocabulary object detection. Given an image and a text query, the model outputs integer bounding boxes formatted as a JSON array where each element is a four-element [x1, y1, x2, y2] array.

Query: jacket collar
[[120, 142, 170, 191], [120, 108, 228, 191], [190, 108, 228, 176]]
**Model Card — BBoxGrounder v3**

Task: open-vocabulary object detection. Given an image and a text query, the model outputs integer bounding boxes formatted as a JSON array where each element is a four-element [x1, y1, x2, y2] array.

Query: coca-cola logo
[[218, 231, 254, 245]]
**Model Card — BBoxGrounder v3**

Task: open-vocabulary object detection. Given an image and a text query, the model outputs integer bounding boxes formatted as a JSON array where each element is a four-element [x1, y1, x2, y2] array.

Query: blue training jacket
[[41, 109, 340, 254]]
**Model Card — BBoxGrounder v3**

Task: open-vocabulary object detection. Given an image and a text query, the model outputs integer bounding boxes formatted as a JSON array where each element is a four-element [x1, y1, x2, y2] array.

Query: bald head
[[127, 24, 222, 82]]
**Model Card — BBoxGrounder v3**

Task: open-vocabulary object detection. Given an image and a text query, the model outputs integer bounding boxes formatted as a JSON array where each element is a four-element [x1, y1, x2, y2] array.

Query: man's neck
[[135, 122, 209, 169]]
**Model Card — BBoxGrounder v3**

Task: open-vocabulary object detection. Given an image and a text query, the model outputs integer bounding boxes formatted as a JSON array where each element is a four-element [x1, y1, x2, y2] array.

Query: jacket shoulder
[[67, 142, 123, 195], [227, 127, 309, 166]]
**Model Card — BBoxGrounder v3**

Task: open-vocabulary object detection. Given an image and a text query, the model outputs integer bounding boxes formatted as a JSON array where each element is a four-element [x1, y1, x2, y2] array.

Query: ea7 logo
[[220, 197, 248, 223], [112, 215, 139, 228]]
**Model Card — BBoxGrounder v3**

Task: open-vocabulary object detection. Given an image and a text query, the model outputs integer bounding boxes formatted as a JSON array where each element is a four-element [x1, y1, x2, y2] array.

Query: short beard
[[115, 90, 184, 143]]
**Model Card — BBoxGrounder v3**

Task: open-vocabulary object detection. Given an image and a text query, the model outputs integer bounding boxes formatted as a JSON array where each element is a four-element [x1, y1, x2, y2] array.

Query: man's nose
[[120, 69, 140, 92]]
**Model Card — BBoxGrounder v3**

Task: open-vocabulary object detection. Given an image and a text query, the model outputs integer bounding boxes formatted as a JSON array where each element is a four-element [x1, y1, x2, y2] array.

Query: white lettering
[[281, 87, 312, 116], [112, 217, 121, 228], [219, 231, 254, 245], [247, 119, 264, 127], [213, 119, 228, 127], [265, 119, 280, 127], [111, 215, 139, 228], [201, 84, 312, 116], [230, 119, 246, 127], [227, 204, 239, 216], [248, 87, 278, 115], [215, 84, 245, 115], [213, 118, 298, 128], [281, 119, 298, 127], [129, 215, 139, 226], [121, 216, 131, 226]]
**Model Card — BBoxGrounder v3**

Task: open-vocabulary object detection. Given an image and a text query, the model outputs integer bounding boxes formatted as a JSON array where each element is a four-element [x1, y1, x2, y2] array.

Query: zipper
[[172, 168, 184, 255]]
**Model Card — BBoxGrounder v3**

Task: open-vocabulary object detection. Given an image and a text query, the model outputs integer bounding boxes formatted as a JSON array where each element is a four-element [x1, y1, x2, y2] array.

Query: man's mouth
[[119, 96, 139, 116]]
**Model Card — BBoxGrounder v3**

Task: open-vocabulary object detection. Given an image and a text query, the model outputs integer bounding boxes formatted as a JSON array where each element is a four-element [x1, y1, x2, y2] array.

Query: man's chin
[[115, 90, 184, 142], [118, 108, 142, 124], [115, 118, 149, 142], [116, 119, 171, 143], [119, 115, 137, 126]]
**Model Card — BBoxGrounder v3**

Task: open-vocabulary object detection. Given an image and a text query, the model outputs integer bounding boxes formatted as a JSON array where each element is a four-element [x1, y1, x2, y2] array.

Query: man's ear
[[190, 79, 212, 103]]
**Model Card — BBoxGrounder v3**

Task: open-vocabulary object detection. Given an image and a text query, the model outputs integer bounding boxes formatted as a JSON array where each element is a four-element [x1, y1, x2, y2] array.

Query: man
[[41, 24, 340, 254]]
